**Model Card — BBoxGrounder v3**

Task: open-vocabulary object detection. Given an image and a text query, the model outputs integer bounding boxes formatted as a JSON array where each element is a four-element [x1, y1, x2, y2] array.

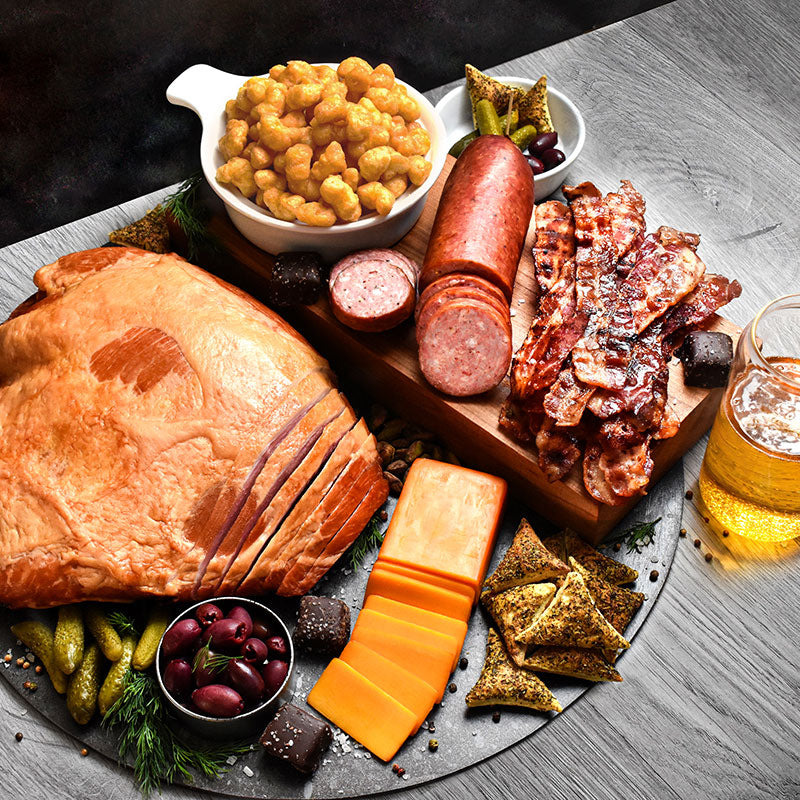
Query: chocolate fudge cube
[[293, 595, 350, 657], [266, 252, 325, 308], [676, 331, 734, 388], [260, 703, 332, 774]]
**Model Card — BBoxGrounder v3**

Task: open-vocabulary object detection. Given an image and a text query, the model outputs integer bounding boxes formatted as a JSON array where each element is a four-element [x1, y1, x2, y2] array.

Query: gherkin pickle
[[85, 605, 123, 662], [448, 130, 478, 158], [10, 620, 68, 695], [475, 99, 503, 136], [98, 634, 137, 716], [54, 605, 84, 675], [132, 607, 171, 671], [509, 124, 538, 151], [66, 642, 102, 725]]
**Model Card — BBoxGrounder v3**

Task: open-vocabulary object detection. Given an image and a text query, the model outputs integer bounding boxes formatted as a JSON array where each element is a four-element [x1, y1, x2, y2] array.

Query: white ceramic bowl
[[435, 78, 585, 201], [167, 64, 448, 262]]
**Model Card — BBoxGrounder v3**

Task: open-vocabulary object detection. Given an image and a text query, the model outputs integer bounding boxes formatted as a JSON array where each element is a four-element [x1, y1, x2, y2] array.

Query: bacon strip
[[537, 417, 583, 482], [533, 200, 576, 293], [606, 180, 646, 260], [543, 365, 595, 427]]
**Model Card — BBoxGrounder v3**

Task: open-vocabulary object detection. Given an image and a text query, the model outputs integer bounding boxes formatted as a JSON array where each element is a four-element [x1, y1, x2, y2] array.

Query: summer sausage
[[329, 259, 415, 332], [421, 135, 534, 302], [330, 249, 420, 291], [416, 273, 510, 321], [418, 299, 513, 396], [416, 284, 510, 332]]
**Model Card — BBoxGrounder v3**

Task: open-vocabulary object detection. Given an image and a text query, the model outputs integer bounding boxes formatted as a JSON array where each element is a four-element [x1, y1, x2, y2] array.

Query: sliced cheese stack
[[308, 459, 507, 761]]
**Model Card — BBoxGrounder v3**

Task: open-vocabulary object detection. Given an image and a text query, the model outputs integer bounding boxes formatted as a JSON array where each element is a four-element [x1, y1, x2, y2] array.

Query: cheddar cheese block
[[307, 658, 418, 762], [363, 595, 468, 646], [377, 459, 507, 600], [354, 608, 461, 670], [350, 624, 454, 702], [365, 564, 472, 622], [373, 559, 475, 605], [339, 640, 438, 731]]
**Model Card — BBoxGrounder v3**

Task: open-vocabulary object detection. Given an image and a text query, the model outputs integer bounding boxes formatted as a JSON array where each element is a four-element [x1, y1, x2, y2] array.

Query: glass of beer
[[699, 294, 800, 542]]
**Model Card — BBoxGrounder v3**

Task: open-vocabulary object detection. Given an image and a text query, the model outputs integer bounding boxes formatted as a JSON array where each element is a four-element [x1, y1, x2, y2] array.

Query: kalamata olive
[[541, 148, 566, 170], [163, 658, 193, 698], [251, 618, 273, 641], [266, 635, 289, 661], [526, 155, 545, 175], [194, 647, 224, 688], [241, 637, 269, 665], [202, 618, 248, 652], [528, 131, 558, 155], [226, 659, 265, 704], [226, 606, 253, 639], [192, 684, 245, 717], [162, 618, 202, 659], [262, 660, 289, 698], [195, 603, 223, 629]]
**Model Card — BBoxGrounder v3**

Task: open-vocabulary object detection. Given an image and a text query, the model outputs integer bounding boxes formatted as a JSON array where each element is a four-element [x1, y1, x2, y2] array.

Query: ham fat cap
[[0, 247, 387, 608]]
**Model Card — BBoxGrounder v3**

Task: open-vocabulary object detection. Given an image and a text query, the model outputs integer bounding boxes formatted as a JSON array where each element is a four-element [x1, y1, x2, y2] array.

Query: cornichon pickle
[[66, 642, 102, 725], [475, 99, 503, 136], [98, 634, 136, 716], [448, 130, 478, 158], [85, 606, 123, 662], [10, 620, 68, 695], [132, 607, 171, 671], [499, 109, 519, 135], [54, 605, 84, 675], [509, 124, 538, 151]]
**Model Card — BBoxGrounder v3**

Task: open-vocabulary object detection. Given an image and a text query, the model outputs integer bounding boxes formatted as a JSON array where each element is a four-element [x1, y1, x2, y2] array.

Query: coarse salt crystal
[[243, 766, 254, 778], [226, 756, 238, 765]]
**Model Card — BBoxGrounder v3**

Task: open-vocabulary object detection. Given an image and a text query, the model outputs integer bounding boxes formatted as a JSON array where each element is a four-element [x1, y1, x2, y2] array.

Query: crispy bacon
[[533, 201, 576, 293], [536, 417, 583, 482], [654, 404, 680, 440], [584, 438, 653, 504], [606, 180, 646, 260], [543, 365, 595, 426]]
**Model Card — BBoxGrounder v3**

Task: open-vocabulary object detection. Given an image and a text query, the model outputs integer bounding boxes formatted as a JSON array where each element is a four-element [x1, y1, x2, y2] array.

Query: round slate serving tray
[[0, 462, 682, 799]]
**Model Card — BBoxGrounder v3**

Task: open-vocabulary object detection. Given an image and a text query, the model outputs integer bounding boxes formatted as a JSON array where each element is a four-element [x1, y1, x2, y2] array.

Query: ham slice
[[0, 247, 386, 608]]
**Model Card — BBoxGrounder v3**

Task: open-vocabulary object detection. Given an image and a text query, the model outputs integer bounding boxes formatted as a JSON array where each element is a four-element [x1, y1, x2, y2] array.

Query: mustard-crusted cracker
[[483, 518, 569, 593], [522, 645, 622, 682], [465, 64, 525, 126], [481, 582, 556, 666], [465, 629, 562, 713], [517, 75, 553, 133], [564, 530, 639, 585], [570, 558, 644, 635], [109, 206, 171, 254], [517, 571, 630, 658]]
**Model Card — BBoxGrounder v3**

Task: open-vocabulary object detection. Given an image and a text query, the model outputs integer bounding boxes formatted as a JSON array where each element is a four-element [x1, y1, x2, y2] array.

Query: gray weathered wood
[[2, 0, 800, 796]]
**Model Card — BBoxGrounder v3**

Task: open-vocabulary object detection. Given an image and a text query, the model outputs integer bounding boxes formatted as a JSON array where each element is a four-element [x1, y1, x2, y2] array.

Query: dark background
[[1, 0, 669, 248]]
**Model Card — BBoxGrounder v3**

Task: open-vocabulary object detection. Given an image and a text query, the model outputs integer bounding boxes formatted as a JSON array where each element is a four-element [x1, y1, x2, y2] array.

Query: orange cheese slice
[[365, 564, 472, 622], [363, 595, 468, 647], [354, 608, 461, 671], [377, 458, 507, 597], [307, 658, 418, 762], [374, 559, 475, 605], [350, 624, 454, 702], [339, 640, 437, 731]]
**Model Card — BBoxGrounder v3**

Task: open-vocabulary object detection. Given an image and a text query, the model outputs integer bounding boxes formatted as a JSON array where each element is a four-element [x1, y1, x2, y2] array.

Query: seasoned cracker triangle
[[465, 629, 562, 713], [465, 64, 525, 126], [483, 519, 569, 593], [108, 206, 170, 254], [517, 75, 554, 133], [518, 571, 631, 656], [522, 646, 622, 683], [569, 558, 644, 635], [541, 531, 568, 562], [481, 582, 556, 666], [565, 530, 639, 585]]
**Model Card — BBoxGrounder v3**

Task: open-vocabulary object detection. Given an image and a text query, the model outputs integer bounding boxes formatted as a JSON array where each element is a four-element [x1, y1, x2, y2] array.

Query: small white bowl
[[167, 63, 448, 262], [435, 78, 585, 201]]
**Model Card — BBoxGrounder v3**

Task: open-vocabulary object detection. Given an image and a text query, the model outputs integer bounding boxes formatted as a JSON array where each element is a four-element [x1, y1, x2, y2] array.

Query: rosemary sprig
[[605, 517, 661, 554], [103, 670, 250, 796], [108, 610, 139, 637], [162, 173, 221, 260], [347, 513, 386, 570]]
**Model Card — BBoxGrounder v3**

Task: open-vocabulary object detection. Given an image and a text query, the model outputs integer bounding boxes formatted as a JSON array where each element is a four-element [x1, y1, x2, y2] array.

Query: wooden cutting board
[[211, 156, 739, 542]]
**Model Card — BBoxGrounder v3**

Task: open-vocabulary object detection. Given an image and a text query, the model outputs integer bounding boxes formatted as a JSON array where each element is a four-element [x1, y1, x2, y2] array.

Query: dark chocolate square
[[676, 331, 734, 388], [293, 595, 351, 657], [260, 703, 332, 775], [267, 252, 325, 307]]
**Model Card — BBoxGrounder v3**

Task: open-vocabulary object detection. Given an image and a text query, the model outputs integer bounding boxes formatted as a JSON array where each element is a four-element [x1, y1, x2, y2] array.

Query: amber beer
[[699, 296, 800, 542]]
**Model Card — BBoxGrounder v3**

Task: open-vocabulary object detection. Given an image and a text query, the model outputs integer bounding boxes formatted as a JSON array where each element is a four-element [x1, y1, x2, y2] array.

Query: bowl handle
[[166, 64, 246, 121]]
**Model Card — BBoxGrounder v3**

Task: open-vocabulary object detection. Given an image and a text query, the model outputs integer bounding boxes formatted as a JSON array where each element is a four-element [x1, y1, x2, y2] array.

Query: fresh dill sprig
[[347, 513, 386, 571], [162, 173, 222, 261], [605, 517, 661, 554], [192, 642, 237, 676], [108, 610, 139, 637], [102, 670, 250, 796]]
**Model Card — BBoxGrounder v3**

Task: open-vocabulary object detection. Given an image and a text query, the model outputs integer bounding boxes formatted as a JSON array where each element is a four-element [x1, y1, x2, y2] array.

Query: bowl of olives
[[155, 597, 294, 740]]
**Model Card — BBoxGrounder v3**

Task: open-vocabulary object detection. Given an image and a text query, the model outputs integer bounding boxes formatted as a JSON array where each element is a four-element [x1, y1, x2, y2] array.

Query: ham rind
[[536, 417, 583, 482], [233, 421, 370, 592], [533, 200, 576, 293], [605, 180, 646, 260], [543, 364, 595, 426], [218, 415, 357, 593], [277, 460, 388, 595], [198, 399, 353, 597]]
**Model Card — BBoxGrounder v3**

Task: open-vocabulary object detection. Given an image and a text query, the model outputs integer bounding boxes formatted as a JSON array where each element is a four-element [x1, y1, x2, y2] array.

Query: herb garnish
[[102, 670, 250, 796], [162, 173, 221, 260], [605, 517, 661, 554], [108, 610, 139, 637], [347, 513, 385, 570], [192, 642, 238, 676]]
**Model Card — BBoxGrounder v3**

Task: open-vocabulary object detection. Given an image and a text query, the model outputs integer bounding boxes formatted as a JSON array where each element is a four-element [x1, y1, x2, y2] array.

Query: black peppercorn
[[428, 739, 439, 752], [14, 732, 23, 742], [685, 490, 694, 500], [705, 552, 713, 563], [679, 528, 687, 537], [448, 682, 457, 693], [459, 657, 468, 670], [492, 711, 501, 723], [649, 570, 659, 581], [694, 538, 702, 548]]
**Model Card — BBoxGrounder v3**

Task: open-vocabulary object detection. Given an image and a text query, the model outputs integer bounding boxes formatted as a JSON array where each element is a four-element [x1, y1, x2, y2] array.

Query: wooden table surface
[[2, 0, 799, 797]]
